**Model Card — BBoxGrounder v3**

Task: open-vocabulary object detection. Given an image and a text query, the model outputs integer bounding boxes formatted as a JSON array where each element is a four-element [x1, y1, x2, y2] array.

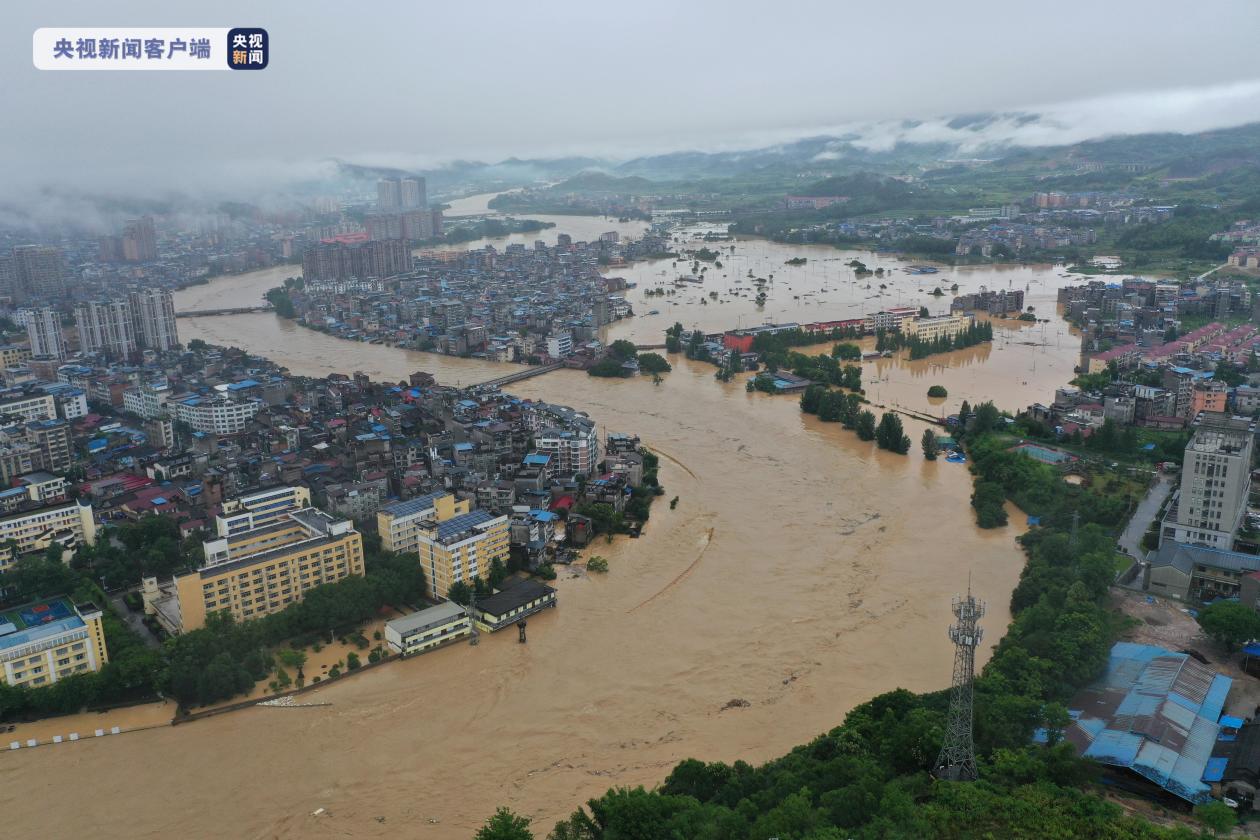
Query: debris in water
[[721, 698, 751, 711]]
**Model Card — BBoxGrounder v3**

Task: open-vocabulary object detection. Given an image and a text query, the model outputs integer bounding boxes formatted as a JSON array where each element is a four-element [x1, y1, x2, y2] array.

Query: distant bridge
[[634, 343, 667, 351], [176, 305, 274, 318], [471, 363, 564, 390]]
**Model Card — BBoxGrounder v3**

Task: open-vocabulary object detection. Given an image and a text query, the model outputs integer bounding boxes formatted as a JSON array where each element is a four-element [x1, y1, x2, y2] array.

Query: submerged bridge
[[471, 363, 564, 390], [176, 305, 273, 318]]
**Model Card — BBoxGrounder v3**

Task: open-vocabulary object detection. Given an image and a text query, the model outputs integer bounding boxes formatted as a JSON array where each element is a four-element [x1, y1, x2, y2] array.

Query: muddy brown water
[[0, 204, 1092, 838]]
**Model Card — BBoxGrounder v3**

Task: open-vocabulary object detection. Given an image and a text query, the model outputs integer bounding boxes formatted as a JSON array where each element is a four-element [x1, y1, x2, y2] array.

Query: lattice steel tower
[[933, 586, 985, 782]]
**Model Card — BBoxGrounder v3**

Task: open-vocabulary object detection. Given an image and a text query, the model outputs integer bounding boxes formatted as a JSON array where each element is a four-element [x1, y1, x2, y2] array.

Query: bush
[[586, 556, 609, 573], [536, 564, 557, 581], [346, 652, 361, 671], [927, 385, 948, 398]]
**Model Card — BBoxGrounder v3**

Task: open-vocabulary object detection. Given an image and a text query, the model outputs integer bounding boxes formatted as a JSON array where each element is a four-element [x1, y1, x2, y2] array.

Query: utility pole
[[934, 583, 985, 782]]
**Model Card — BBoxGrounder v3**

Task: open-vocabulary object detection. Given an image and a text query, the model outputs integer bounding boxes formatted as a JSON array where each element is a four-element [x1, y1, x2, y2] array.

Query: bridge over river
[[176, 305, 274, 318]]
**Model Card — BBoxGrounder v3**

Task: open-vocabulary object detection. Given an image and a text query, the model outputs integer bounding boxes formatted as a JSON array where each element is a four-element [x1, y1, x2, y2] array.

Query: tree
[[637, 353, 671, 374], [488, 557, 508, 589], [1194, 801, 1237, 837], [876, 413, 910, 454], [922, 429, 940, 460], [1198, 601, 1260, 651], [476, 807, 534, 840], [927, 385, 948, 398], [608, 340, 638, 361], [447, 581, 472, 606], [855, 411, 877, 441]]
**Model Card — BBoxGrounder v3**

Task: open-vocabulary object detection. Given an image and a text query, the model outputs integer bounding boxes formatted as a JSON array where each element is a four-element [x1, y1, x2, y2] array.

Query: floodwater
[[1, 359, 1028, 838], [0, 199, 1091, 838]]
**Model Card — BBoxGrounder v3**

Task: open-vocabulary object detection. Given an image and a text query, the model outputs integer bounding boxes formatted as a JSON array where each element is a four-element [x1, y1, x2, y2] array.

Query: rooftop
[[1063, 642, 1231, 804], [0, 597, 92, 653]]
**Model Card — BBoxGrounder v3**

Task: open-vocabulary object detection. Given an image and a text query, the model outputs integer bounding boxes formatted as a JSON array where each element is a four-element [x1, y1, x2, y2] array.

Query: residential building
[[414, 508, 509, 599], [145, 506, 364, 634], [0, 597, 108, 687], [172, 394, 263, 435], [534, 426, 599, 478], [75, 299, 138, 358], [0, 391, 56, 422], [20, 307, 65, 360], [216, 485, 312, 536], [376, 491, 470, 555], [399, 176, 427, 210], [1162, 413, 1254, 550], [10, 245, 65, 301], [130, 288, 179, 351], [384, 601, 469, 655], [0, 500, 97, 572]]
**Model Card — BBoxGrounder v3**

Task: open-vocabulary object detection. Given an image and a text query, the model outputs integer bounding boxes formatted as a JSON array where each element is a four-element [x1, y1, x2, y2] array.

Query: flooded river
[[0, 201, 1089, 838]]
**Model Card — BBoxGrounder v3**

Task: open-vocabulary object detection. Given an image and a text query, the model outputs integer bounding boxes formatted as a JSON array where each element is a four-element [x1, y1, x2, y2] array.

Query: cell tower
[[933, 585, 985, 782]]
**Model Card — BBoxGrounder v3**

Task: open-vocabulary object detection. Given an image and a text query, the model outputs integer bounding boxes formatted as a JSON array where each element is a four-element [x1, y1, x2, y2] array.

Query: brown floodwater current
[[0, 198, 1094, 838]]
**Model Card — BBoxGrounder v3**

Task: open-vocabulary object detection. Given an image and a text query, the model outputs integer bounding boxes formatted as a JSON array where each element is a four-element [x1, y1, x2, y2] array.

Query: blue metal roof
[[1065, 642, 1231, 804]]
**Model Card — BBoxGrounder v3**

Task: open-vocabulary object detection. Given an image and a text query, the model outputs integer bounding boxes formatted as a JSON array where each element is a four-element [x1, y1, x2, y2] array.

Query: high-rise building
[[400, 176, 427, 210], [301, 236, 412, 282], [121, 216, 158, 262], [1164, 412, 1255, 550], [129, 288, 179, 351], [75, 299, 138, 358], [377, 178, 401, 212], [20, 307, 65, 359], [11, 245, 65, 301]]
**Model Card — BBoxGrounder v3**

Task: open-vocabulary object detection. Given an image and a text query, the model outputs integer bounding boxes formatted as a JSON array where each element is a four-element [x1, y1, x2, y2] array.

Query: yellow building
[[145, 507, 364, 634], [216, 484, 312, 536], [384, 601, 470, 655], [416, 508, 509, 599], [0, 344, 32, 369], [903, 313, 972, 342], [0, 500, 97, 573], [377, 491, 470, 555], [0, 597, 108, 687]]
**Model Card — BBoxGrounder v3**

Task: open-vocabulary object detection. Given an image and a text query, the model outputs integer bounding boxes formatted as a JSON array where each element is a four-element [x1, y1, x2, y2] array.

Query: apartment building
[[172, 394, 263, 435], [216, 485, 312, 536], [19, 307, 65, 359], [1163, 413, 1254, 550], [75, 299, 139, 358], [129, 288, 180, 351], [145, 506, 365, 634], [376, 491, 470, 555], [534, 427, 599, 479], [0, 392, 56, 422], [0, 597, 108, 687], [415, 508, 509, 599], [0, 500, 97, 572]]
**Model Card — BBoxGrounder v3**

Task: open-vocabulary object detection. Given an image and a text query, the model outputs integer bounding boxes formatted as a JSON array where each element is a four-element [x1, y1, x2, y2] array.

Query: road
[[1118, 473, 1174, 559], [107, 589, 163, 650]]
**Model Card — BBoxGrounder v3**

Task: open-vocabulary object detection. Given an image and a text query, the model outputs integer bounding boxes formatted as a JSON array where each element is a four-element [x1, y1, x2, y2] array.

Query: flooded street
[[0, 200, 1095, 838]]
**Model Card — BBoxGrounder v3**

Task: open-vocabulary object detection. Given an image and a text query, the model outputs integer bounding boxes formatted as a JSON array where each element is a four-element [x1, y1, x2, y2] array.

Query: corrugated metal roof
[[1065, 642, 1231, 805]]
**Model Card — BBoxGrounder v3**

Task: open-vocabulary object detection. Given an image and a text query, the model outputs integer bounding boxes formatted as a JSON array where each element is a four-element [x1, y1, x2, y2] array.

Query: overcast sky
[[4, 0, 1260, 201]]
